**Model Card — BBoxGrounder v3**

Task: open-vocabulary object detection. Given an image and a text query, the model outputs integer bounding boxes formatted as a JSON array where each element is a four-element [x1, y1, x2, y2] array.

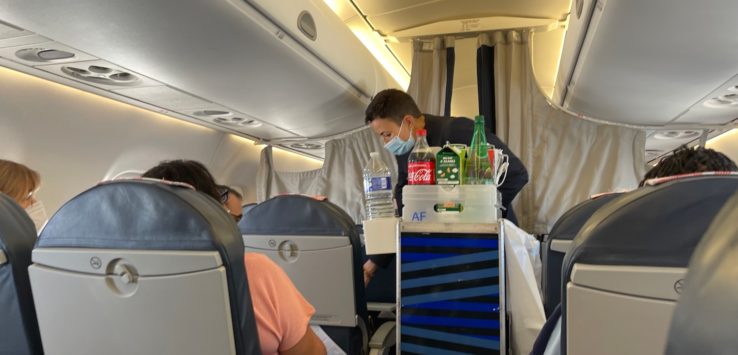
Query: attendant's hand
[[363, 259, 378, 287]]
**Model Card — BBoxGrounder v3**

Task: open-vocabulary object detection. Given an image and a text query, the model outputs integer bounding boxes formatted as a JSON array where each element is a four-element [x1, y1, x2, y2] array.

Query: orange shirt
[[244, 253, 315, 355]]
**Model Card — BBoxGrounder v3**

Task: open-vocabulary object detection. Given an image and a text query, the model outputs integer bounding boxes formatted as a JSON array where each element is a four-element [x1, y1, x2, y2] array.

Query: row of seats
[[536, 173, 738, 354], [0, 180, 394, 355], [238, 194, 396, 354]]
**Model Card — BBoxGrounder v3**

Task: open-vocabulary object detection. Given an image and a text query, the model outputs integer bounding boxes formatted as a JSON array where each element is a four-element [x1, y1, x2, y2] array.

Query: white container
[[402, 185, 499, 223], [363, 217, 400, 255]]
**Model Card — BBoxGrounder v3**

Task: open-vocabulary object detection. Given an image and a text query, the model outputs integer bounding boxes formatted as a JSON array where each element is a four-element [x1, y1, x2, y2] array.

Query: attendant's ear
[[403, 115, 415, 126]]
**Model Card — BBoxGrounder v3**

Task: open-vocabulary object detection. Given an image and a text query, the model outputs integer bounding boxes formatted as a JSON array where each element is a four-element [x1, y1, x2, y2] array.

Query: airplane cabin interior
[[1, 0, 738, 354]]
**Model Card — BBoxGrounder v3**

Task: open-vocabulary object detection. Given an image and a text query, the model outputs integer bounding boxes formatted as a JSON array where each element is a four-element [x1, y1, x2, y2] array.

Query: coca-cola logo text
[[410, 169, 432, 182], [409, 161, 435, 184]]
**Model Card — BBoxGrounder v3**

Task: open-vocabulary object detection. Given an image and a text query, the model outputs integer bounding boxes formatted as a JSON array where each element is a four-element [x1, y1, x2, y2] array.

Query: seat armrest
[[367, 302, 396, 313], [369, 321, 396, 355]]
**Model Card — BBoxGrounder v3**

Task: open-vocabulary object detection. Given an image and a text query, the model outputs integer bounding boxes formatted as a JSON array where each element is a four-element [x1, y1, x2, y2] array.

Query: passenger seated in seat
[[0, 159, 47, 230], [142, 160, 326, 355], [532, 145, 738, 355], [640, 146, 737, 186], [218, 185, 244, 222]]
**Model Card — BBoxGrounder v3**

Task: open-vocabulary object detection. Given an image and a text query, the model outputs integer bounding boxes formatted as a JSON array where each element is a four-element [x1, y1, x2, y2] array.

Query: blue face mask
[[384, 120, 415, 155]]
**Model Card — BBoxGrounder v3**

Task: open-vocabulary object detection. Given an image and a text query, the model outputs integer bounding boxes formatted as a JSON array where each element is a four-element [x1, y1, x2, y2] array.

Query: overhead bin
[[243, 0, 397, 97], [553, 0, 738, 126], [0, 0, 397, 138]]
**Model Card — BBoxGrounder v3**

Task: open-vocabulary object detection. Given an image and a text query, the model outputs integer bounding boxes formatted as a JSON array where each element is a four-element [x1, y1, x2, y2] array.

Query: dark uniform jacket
[[368, 114, 529, 267]]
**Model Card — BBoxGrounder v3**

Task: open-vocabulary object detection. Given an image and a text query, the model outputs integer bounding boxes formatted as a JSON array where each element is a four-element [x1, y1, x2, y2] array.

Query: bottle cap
[[416, 129, 427, 136]]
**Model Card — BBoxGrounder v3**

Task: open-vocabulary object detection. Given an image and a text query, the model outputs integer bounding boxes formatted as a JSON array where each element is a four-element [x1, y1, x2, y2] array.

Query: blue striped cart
[[398, 222, 505, 354]]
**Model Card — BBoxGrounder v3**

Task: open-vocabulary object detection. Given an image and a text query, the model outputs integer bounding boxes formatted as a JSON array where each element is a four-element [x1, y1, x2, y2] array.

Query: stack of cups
[[486, 144, 509, 186]]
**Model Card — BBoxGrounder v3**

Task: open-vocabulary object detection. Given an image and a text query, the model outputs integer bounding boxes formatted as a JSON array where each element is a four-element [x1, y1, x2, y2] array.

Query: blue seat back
[[666, 191, 738, 354], [239, 195, 368, 354], [0, 193, 43, 355], [542, 192, 623, 316], [34, 180, 261, 355], [242, 203, 257, 217], [561, 174, 738, 354]]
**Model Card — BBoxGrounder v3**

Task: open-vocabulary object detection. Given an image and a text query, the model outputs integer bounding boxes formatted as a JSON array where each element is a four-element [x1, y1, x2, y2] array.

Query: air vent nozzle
[[290, 142, 323, 150], [61, 64, 141, 86], [196, 110, 263, 128], [653, 130, 701, 140], [193, 110, 232, 117], [16, 48, 75, 62], [234, 117, 262, 128], [297, 11, 317, 41]]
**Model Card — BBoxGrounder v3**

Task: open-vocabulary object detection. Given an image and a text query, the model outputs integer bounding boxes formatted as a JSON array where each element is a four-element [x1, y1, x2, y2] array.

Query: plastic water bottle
[[363, 152, 395, 220]]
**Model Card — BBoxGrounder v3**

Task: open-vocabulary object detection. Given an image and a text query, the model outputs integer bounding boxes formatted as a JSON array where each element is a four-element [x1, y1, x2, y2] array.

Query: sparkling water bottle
[[363, 152, 395, 220], [464, 115, 494, 184]]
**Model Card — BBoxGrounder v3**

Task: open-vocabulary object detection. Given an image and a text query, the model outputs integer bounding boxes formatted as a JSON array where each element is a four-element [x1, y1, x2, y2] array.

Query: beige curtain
[[256, 127, 397, 223], [406, 36, 455, 115], [490, 30, 646, 234]]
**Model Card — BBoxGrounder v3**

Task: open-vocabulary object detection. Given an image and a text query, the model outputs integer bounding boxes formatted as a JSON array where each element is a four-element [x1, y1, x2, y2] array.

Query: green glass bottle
[[464, 115, 493, 185]]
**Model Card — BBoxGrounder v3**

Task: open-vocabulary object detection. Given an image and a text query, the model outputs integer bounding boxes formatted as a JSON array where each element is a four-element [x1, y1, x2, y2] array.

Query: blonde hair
[[0, 159, 41, 204]]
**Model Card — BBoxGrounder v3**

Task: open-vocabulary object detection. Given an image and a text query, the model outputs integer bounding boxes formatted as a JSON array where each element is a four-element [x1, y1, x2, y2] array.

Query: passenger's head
[[142, 160, 221, 201], [218, 185, 243, 222], [365, 89, 423, 154], [640, 146, 738, 186], [0, 159, 41, 209]]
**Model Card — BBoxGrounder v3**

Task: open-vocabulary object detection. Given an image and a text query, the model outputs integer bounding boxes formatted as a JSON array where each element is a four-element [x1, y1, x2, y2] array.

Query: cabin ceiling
[[0, 0, 571, 160], [1, 0, 736, 163], [352, 0, 569, 34], [348, 0, 569, 75], [0, 0, 391, 159]]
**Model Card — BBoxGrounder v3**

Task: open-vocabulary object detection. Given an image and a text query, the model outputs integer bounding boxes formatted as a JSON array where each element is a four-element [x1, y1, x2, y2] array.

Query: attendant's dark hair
[[640, 146, 738, 186], [365, 89, 422, 124], [142, 160, 221, 201]]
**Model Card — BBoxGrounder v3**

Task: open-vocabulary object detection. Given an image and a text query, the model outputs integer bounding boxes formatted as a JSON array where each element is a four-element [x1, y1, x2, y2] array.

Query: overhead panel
[[37, 60, 161, 90], [391, 17, 556, 38], [552, 0, 597, 105], [673, 75, 738, 125], [644, 128, 732, 162], [283, 140, 328, 159], [181, 106, 298, 140], [113, 86, 215, 112], [0, 0, 388, 138], [0, 41, 96, 66], [0, 20, 28, 39], [0, 32, 47, 48], [645, 130, 703, 154], [353, 0, 569, 33]]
